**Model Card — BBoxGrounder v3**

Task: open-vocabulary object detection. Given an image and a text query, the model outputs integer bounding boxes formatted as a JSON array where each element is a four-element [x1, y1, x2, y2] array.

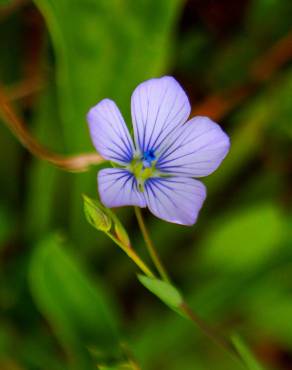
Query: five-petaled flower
[[87, 76, 230, 226]]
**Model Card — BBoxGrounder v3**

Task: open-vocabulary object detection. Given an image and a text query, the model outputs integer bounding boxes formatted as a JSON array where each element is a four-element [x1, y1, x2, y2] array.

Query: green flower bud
[[83, 194, 112, 232], [114, 221, 131, 248]]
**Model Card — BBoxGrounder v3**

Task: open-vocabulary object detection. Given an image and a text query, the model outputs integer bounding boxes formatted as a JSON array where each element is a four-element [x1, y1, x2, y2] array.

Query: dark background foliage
[[0, 0, 292, 369]]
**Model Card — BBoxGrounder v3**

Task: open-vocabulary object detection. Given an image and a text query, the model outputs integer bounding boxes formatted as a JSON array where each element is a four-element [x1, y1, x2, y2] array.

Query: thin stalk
[[180, 302, 245, 367], [0, 85, 103, 172], [134, 207, 170, 282], [133, 208, 243, 365], [106, 232, 155, 278]]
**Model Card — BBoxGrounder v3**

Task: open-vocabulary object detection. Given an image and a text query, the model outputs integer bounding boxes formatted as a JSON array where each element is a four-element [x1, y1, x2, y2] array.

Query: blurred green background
[[0, 0, 292, 369]]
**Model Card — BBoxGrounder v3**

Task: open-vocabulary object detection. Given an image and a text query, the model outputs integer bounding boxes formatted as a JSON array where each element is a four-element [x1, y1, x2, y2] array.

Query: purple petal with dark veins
[[157, 116, 230, 177], [87, 99, 134, 165], [144, 176, 206, 225], [131, 76, 191, 155], [98, 168, 146, 208]]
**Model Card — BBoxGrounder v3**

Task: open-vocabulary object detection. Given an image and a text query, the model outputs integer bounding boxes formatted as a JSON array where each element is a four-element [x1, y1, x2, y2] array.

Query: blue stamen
[[142, 149, 156, 168]]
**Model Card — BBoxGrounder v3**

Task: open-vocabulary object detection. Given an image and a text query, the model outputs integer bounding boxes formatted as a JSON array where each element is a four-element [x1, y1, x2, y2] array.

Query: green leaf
[[25, 85, 63, 239], [138, 275, 183, 310], [199, 203, 284, 272], [29, 234, 120, 369], [83, 194, 112, 232], [241, 261, 292, 347], [232, 335, 264, 370]]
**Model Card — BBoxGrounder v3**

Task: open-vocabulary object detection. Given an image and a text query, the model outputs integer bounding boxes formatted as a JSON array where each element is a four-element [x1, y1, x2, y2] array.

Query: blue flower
[[87, 76, 230, 225]]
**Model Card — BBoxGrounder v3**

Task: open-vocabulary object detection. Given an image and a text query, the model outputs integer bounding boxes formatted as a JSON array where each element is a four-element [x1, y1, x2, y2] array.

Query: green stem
[[106, 232, 155, 278], [132, 209, 243, 366], [134, 207, 170, 282], [180, 302, 245, 367]]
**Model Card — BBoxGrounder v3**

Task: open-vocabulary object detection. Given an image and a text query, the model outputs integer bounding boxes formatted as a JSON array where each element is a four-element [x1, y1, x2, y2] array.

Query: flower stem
[[106, 232, 155, 278], [180, 302, 244, 367], [132, 210, 243, 365], [134, 207, 170, 282]]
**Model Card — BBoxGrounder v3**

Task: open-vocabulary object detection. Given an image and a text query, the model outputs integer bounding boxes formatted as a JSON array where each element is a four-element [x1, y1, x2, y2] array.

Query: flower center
[[129, 149, 157, 191]]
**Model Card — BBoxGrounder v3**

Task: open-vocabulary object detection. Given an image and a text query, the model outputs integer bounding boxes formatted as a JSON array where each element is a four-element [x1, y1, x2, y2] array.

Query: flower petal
[[156, 116, 230, 177], [144, 177, 206, 226], [98, 168, 146, 208], [131, 76, 191, 155], [87, 99, 135, 165]]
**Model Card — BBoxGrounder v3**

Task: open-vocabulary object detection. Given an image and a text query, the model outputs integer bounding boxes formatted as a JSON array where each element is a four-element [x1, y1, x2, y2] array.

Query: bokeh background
[[0, 0, 292, 369]]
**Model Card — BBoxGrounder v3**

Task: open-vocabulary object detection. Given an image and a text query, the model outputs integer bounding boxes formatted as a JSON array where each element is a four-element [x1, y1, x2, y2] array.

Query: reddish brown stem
[[191, 29, 292, 121], [0, 85, 104, 172]]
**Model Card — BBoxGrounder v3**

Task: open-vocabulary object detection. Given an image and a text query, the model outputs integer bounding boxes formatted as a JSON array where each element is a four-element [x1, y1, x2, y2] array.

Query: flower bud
[[114, 221, 131, 248], [83, 194, 111, 232]]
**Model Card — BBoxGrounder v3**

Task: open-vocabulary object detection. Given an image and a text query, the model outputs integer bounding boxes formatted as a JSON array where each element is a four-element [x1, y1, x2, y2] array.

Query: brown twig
[[250, 31, 292, 82], [1, 3, 103, 173], [1, 30, 292, 173], [0, 85, 104, 172], [191, 29, 292, 120], [6, 78, 44, 101]]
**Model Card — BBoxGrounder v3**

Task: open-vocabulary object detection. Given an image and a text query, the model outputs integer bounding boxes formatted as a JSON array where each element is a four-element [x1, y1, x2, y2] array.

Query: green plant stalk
[[231, 335, 263, 370], [180, 302, 245, 367], [134, 209, 244, 367], [134, 207, 170, 282], [106, 232, 155, 278]]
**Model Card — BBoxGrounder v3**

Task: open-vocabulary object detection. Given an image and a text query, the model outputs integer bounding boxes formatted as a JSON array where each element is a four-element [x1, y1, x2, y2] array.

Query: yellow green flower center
[[129, 150, 157, 191]]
